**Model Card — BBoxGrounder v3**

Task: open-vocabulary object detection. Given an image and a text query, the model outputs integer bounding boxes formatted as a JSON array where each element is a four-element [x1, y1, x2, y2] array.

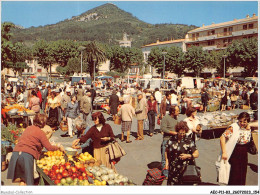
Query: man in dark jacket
[[109, 90, 120, 121], [90, 85, 96, 109], [201, 88, 209, 113], [250, 88, 258, 120], [41, 85, 48, 111]]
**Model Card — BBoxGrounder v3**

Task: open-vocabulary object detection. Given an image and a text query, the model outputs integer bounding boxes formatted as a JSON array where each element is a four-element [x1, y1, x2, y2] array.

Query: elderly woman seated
[[72, 117, 93, 156]]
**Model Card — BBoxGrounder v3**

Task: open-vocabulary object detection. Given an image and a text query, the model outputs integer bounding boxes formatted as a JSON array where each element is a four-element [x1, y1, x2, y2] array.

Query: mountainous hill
[[10, 3, 198, 48]]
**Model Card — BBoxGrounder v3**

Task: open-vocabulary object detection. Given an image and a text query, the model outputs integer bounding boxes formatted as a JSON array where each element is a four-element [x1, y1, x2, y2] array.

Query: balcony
[[217, 32, 232, 37], [202, 45, 217, 51], [198, 34, 217, 41], [187, 28, 258, 42], [232, 28, 258, 36]]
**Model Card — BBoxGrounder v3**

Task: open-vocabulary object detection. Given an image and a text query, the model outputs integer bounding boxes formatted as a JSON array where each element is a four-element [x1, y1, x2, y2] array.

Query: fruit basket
[[60, 121, 68, 132], [36, 151, 135, 186]]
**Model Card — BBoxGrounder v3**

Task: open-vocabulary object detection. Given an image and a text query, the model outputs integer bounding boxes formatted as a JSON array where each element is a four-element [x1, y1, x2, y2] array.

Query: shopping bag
[[107, 141, 126, 161], [144, 118, 149, 130], [181, 164, 201, 184], [215, 159, 230, 185]]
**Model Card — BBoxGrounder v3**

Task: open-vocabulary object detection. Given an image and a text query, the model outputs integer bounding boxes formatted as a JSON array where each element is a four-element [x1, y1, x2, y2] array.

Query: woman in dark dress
[[221, 91, 228, 111], [165, 121, 199, 185], [45, 91, 60, 130], [109, 90, 119, 121]]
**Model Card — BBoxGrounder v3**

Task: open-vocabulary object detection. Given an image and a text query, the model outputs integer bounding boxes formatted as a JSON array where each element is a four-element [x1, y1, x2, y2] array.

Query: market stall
[[198, 112, 238, 139], [2, 104, 35, 127], [36, 150, 135, 186]]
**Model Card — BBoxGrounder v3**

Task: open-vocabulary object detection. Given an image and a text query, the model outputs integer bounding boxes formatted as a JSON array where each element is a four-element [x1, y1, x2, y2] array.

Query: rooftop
[[141, 39, 185, 48], [188, 14, 258, 33]]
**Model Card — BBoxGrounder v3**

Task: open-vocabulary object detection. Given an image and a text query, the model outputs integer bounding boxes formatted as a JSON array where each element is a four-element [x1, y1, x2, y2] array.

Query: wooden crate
[[240, 105, 249, 110]]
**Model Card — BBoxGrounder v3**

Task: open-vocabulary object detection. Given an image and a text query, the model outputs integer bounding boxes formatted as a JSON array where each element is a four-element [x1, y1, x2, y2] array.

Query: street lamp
[[223, 55, 227, 78], [162, 52, 167, 88], [78, 46, 86, 80], [93, 57, 97, 90]]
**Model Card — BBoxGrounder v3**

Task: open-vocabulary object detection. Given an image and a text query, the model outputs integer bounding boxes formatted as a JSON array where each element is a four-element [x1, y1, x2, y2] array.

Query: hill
[[10, 3, 198, 48]]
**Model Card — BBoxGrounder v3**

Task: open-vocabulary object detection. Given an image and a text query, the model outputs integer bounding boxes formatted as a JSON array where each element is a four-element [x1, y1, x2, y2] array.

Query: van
[[139, 78, 172, 90], [176, 77, 204, 89]]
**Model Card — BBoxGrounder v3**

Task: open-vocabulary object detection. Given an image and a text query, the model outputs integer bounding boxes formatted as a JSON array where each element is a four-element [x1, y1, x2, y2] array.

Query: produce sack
[[107, 141, 126, 161], [215, 159, 230, 185], [143, 168, 165, 185], [114, 115, 121, 125]]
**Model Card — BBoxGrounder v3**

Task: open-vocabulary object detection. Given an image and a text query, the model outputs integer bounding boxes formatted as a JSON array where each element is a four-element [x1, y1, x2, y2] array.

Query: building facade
[[185, 14, 258, 51], [141, 39, 186, 77]]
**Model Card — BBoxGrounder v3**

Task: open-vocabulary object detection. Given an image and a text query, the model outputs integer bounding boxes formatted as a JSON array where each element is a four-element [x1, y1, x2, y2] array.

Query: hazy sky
[[1, 1, 258, 28]]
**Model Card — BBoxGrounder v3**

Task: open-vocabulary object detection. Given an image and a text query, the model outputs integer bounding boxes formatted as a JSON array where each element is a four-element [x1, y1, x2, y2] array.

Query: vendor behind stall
[[7, 113, 64, 185], [72, 118, 93, 156]]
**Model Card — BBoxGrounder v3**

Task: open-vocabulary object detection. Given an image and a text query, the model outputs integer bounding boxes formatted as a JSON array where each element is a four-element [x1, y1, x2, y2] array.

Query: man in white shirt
[[170, 90, 178, 106], [154, 88, 162, 114]]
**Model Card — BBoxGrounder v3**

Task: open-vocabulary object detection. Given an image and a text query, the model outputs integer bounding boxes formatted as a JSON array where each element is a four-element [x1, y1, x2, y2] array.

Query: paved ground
[[1, 108, 258, 186]]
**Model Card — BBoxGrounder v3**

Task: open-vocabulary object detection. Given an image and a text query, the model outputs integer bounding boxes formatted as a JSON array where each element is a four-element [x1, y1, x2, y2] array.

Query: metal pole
[[163, 54, 165, 85], [93, 60, 96, 90], [224, 57, 226, 78], [80, 51, 83, 80]]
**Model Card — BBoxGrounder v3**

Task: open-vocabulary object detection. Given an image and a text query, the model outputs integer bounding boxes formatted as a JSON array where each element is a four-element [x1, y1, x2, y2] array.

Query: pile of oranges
[[45, 150, 64, 157]]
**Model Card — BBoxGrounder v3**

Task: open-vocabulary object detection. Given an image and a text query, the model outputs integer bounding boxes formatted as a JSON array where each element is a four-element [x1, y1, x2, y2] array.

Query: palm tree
[[83, 41, 106, 80]]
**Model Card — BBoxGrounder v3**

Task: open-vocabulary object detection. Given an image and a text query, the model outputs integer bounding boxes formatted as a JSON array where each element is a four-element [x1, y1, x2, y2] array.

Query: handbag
[[157, 118, 161, 125], [114, 115, 121, 125], [181, 163, 201, 184], [107, 141, 126, 161], [215, 159, 230, 185], [248, 138, 257, 155]]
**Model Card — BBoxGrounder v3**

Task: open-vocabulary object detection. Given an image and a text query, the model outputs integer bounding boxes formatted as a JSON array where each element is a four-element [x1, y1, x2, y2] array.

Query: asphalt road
[[1, 108, 258, 187]]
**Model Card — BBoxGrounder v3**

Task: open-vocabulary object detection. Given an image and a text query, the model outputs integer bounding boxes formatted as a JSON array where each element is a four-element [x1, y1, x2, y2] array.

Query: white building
[[141, 39, 186, 78], [118, 33, 132, 48]]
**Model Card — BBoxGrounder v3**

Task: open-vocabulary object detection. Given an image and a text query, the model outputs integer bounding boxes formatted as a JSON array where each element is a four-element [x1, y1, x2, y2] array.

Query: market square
[[1, 1, 258, 193]]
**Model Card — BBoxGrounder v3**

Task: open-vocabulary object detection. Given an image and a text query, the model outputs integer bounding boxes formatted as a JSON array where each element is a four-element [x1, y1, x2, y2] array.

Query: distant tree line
[[148, 37, 258, 77], [2, 22, 258, 78]]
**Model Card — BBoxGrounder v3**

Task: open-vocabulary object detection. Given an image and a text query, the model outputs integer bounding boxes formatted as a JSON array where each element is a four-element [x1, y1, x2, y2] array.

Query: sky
[[1, 1, 258, 28]]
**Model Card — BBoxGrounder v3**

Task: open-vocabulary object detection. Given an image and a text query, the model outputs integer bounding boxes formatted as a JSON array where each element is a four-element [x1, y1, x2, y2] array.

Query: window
[[37, 69, 42, 73], [211, 30, 215, 35], [223, 39, 228, 43], [228, 39, 232, 43], [224, 28, 227, 32], [249, 23, 254, 29], [243, 24, 247, 30], [192, 34, 195, 38], [196, 33, 199, 37], [229, 27, 233, 32], [208, 41, 215, 46]]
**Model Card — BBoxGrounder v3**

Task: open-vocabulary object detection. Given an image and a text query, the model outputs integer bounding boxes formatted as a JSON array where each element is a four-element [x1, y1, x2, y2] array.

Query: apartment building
[[185, 14, 258, 51]]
